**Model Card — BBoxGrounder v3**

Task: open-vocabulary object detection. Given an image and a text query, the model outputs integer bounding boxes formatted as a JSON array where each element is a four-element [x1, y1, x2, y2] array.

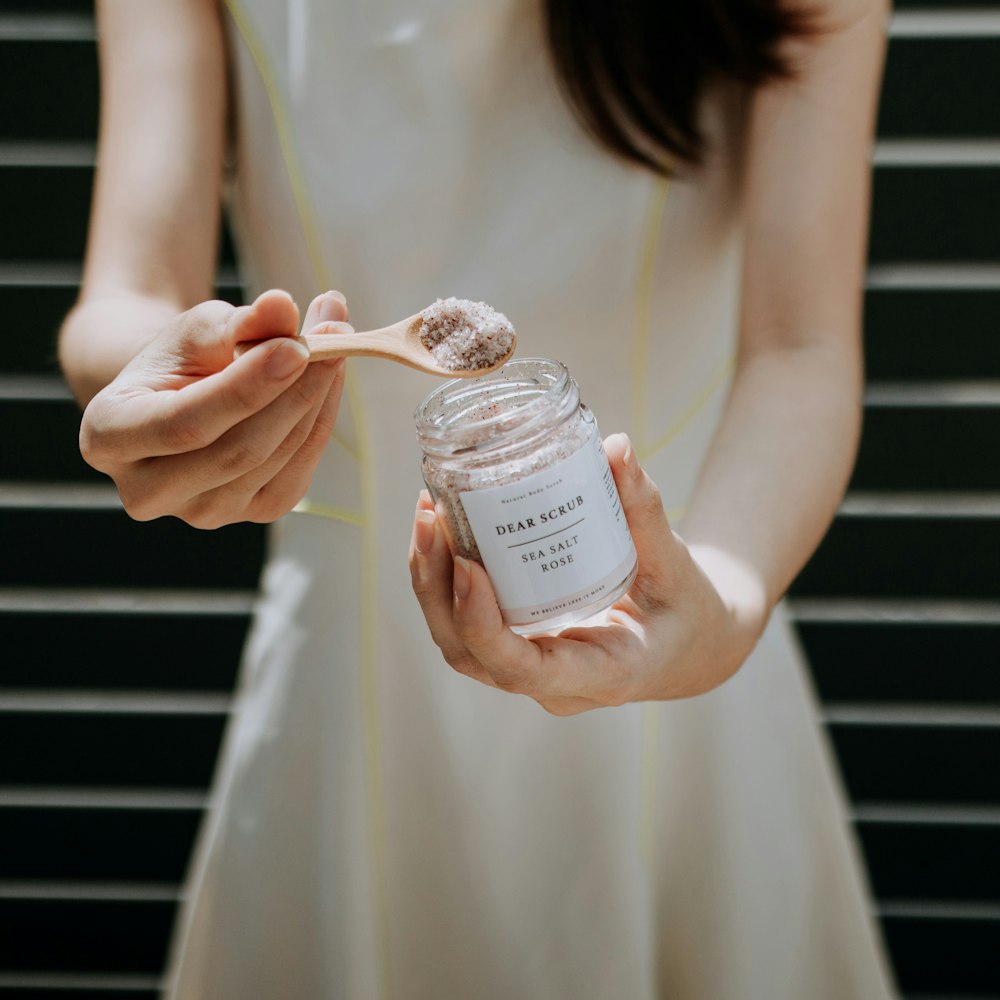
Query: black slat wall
[[0, 3, 254, 997], [790, 5, 1000, 996], [1, 2, 997, 997]]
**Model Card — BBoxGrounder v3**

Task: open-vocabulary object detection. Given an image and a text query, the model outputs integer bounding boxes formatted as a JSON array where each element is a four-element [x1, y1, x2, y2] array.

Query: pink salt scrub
[[419, 297, 515, 372]]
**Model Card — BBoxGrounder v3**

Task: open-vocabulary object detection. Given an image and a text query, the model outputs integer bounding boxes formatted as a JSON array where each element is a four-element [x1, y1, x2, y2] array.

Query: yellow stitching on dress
[[225, 7, 391, 997], [630, 177, 671, 455], [226, 0, 362, 476], [223, 0, 331, 287], [631, 176, 669, 874], [639, 702, 659, 868], [331, 428, 359, 460], [348, 369, 394, 1000], [640, 353, 735, 462], [292, 498, 366, 526]]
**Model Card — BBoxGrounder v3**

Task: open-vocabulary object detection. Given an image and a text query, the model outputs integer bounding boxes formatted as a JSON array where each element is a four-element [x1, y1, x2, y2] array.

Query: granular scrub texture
[[419, 297, 515, 371]]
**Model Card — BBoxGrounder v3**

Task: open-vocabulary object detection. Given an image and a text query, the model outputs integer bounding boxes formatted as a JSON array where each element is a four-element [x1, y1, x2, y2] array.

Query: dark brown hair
[[543, 0, 813, 174]]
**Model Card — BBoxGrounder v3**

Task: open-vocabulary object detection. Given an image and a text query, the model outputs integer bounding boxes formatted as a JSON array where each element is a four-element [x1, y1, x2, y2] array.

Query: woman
[[60, 0, 896, 996]]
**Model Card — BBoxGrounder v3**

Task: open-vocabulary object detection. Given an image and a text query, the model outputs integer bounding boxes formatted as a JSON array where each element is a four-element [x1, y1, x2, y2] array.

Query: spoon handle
[[300, 330, 402, 362], [233, 329, 402, 363]]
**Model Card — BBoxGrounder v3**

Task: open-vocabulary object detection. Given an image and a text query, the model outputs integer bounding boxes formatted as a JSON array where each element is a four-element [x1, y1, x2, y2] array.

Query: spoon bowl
[[306, 312, 515, 377]]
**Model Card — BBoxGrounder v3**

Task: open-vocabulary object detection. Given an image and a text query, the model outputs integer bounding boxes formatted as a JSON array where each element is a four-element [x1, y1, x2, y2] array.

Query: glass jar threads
[[414, 357, 638, 634]]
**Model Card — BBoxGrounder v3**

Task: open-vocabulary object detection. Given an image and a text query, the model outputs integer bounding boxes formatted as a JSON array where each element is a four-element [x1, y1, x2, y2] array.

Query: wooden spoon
[[239, 312, 516, 378]]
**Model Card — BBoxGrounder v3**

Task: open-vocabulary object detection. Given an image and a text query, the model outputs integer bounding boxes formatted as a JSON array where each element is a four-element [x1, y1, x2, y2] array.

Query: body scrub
[[415, 358, 638, 634], [419, 297, 515, 372]]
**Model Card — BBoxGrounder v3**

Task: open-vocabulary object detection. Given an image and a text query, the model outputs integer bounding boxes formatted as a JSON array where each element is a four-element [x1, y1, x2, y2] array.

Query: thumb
[[123, 290, 303, 383], [103, 291, 310, 459], [604, 432, 681, 608]]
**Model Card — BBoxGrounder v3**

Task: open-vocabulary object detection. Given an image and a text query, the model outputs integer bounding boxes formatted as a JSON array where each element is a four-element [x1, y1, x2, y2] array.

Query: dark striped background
[[1, 2, 998, 997]]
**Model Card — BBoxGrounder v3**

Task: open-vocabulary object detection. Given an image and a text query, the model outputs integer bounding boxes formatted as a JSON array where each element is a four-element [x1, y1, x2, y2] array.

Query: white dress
[[164, 1, 898, 997]]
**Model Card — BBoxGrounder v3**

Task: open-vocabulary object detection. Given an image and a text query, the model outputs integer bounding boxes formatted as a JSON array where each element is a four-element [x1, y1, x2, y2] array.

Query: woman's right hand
[[80, 288, 352, 529]]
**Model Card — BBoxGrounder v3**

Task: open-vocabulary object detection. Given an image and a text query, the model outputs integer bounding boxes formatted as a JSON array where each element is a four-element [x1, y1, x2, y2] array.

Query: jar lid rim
[[414, 357, 576, 455]]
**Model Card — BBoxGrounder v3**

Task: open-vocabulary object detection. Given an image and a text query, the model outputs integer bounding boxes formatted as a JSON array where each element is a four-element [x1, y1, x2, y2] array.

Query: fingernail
[[413, 509, 435, 554], [255, 288, 291, 305], [325, 321, 355, 336], [453, 556, 472, 600], [265, 338, 309, 379], [622, 438, 640, 477], [318, 292, 346, 323]]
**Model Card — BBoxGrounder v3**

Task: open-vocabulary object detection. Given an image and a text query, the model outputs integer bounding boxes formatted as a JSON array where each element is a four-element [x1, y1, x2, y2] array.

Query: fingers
[[231, 289, 354, 358], [449, 555, 546, 691], [408, 436, 679, 712], [408, 497, 618, 706], [409, 495, 499, 687], [84, 288, 354, 527], [124, 298, 352, 521], [154, 364, 339, 526], [232, 292, 350, 512], [227, 288, 300, 349], [301, 289, 351, 332], [151, 296, 310, 452], [452, 566, 639, 708], [88, 291, 310, 464], [242, 357, 347, 521], [604, 432, 680, 613], [105, 289, 354, 465]]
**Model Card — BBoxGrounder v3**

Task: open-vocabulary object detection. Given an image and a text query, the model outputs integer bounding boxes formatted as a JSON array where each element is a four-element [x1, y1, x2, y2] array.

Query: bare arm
[[409, 0, 889, 712], [59, 0, 350, 528], [682, 0, 889, 625], [60, 0, 228, 403]]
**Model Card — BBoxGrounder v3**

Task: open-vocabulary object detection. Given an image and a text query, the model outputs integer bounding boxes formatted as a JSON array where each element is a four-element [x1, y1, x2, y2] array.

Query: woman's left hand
[[409, 433, 769, 715]]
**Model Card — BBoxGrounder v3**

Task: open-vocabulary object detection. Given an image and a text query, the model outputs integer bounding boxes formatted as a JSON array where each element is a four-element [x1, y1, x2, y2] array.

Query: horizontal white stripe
[[7, 9, 1000, 41], [839, 492, 1000, 518], [0, 141, 95, 167], [0, 786, 208, 809], [865, 379, 1000, 405], [0, 482, 123, 510], [867, 263, 1000, 290], [0, 973, 161, 991], [0, 14, 95, 41], [874, 139, 1000, 167], [878, 899, 1000, 920], [0, 374, 73, 400], [17, 138, 999, 172], [0, 880, 179, 902], [890, 9, 1000, 37], [8, 137, 1000, 172], [0, 691, 231, 715], [788, 597, 1000, 624], [0, 261, 81, 286], [0, 587, 257, 614], [854, 802, 1000, 826], [823, 703, 1000, 727]]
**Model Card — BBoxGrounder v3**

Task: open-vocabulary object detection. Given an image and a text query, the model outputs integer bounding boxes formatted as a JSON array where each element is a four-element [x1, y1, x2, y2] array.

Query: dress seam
[[221, 5, 392, 996]]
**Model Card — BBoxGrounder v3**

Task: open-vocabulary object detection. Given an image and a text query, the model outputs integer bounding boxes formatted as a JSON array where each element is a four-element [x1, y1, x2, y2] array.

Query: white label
[[459, 426, 636, 627]]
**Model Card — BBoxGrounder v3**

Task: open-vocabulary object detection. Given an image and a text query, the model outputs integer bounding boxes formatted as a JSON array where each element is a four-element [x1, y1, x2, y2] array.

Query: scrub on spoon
[[300, 297, 516, 377]]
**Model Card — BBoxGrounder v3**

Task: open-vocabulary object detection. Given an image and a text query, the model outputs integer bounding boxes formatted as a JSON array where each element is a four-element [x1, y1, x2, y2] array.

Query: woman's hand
[[409, 434, 770, 715], [80, 288, 352, 529]]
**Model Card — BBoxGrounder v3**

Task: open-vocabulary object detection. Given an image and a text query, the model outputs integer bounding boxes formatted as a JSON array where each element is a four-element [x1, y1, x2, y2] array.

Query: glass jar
[[414, 357, 638, 634]]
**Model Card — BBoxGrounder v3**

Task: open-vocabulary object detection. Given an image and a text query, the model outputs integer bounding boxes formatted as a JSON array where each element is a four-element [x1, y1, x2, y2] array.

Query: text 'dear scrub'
[[415, 357, 638, 634]]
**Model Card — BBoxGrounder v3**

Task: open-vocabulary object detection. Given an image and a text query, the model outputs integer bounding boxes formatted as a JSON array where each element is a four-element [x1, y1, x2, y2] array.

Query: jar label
[[459, 428, 636, 627]]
